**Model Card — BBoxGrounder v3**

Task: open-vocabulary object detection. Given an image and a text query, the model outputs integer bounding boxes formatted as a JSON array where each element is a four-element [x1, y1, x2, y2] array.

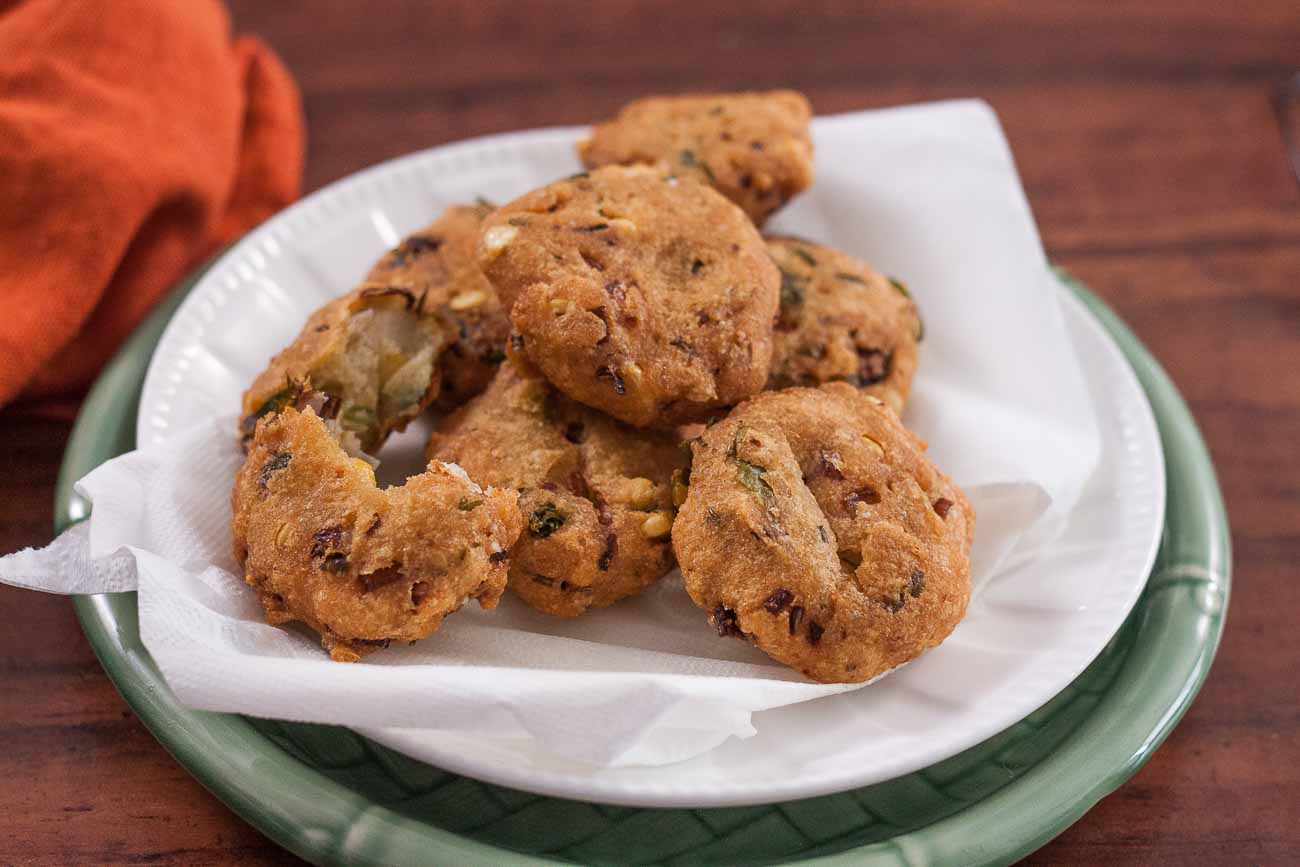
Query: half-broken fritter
[[232, 405, 522, 661], [365, 202, 510, 410], [239, 284, 443, 453]]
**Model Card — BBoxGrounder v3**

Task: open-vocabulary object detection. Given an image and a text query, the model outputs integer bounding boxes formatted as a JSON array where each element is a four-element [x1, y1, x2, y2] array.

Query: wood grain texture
[[1, 1, 1296, 863]]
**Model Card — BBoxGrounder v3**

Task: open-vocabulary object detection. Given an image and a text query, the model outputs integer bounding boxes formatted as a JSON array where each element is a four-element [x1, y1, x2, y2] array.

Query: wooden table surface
[[2, 2, 1297, 864]]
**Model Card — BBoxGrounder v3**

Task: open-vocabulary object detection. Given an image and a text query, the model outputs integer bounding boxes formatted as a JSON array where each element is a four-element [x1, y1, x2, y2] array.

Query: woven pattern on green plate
[[244, 615, 1130, 866]]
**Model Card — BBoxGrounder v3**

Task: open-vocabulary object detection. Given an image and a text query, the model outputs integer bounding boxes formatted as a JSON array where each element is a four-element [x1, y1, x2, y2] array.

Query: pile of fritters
[[232, 90, 973, 682]]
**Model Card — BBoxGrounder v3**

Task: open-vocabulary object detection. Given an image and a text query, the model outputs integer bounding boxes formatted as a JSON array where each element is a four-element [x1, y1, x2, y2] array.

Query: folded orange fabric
[[0, 0, 304, 413]]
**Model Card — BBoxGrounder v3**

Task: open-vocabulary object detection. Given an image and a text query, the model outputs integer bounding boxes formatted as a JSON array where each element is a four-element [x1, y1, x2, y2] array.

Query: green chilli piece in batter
[[528, 503, 565, 538], [340, 404, 377, 431]]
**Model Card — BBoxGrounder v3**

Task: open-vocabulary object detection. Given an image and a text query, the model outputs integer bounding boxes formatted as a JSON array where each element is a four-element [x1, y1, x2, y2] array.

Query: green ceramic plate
[[55, 266, 1229, 866]]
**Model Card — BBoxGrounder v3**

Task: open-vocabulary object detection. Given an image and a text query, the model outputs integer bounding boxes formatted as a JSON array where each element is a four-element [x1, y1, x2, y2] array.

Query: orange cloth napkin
[[0, 0, 304, 414]]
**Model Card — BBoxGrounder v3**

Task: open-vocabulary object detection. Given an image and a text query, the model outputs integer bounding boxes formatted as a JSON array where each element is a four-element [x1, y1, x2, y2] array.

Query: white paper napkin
[[0, 100, 1098, 767]]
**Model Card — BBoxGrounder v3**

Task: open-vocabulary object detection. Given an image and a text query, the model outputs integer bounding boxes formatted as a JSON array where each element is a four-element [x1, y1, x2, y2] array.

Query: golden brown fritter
[[366, 202, 510, 410], [426, 361, 687, 617], [478, 165, 779, 428], [672, 383, 973, 683], [578, 91, 814, 225], [239, 284, 443, 454], [239, 204, 509, 451], [766, 237, 921, 414], [232, 406, 522, 661]]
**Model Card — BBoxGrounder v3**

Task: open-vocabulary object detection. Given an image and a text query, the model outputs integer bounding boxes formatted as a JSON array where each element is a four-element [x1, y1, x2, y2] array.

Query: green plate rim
[[53, 262, 1230, 867]]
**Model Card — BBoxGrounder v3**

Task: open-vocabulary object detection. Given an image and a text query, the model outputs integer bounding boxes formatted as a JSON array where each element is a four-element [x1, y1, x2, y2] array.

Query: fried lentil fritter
[[232, 406, 522, 661], [240, 203, 507, 450], [365, 202, 510, 410], [766, 236, 921, 413], [240, 284, 443, 453], [478, 165, 779, 428], [427, 360, 687, 617], [672, 383, 972, 683], [578, 90, 814, 224]]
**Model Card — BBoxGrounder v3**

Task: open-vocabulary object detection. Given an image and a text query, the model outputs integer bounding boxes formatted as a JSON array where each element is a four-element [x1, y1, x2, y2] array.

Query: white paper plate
[[137, 122, 1165, 807]]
